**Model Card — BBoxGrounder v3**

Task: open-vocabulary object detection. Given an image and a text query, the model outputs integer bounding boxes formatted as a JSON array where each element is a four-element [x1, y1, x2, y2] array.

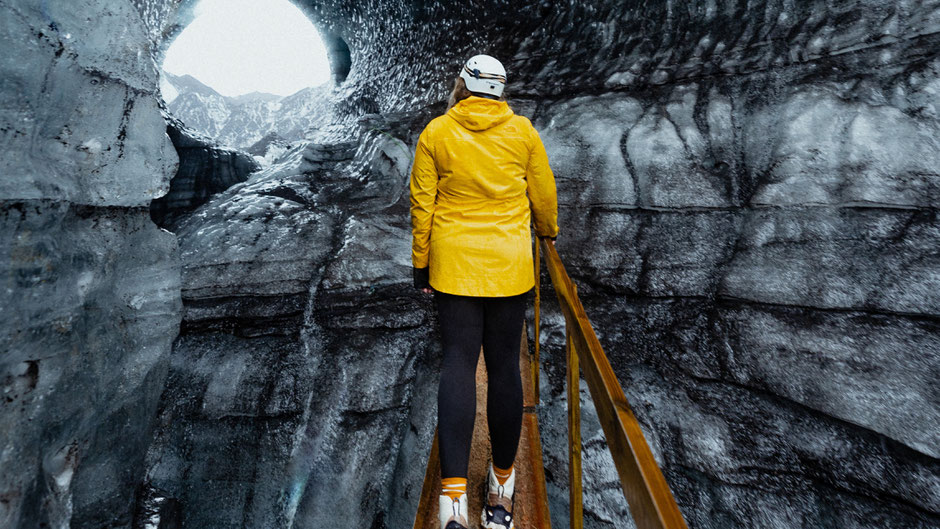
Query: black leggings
[[435, 290, 528, 479]]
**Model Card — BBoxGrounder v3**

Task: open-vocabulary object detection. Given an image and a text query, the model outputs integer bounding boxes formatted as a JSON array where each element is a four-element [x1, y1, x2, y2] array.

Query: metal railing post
[[533, 236, 541, 403], [566, 315, 584, 529]]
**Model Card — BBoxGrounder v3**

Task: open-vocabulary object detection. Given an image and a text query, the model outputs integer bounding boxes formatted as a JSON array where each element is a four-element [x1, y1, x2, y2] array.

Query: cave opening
[[151, 0, 342, 230], [158, 0, 335, 153]]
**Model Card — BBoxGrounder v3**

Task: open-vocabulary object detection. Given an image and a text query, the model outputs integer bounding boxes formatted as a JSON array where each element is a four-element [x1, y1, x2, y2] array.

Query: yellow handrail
[[535, 238, 689, 529]]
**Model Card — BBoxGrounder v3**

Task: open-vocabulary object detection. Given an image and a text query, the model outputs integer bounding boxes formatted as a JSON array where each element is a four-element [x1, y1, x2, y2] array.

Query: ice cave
[[0, 1, 938, 528]]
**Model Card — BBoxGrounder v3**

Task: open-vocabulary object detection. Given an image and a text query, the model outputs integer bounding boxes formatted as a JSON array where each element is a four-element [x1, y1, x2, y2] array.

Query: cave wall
[[138, 126, 428, 528], [149, 118, 261, 230], [0, 1, 181, 527], [527, 28, 940, 529], [1, 1, 938, 529]]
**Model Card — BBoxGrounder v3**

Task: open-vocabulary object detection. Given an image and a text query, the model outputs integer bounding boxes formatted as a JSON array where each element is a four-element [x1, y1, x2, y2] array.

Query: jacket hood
[[447, 96, 514, 131]]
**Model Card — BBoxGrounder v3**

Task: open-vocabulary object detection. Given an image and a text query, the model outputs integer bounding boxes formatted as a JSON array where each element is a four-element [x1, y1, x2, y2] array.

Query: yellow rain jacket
[[410, 96, 559, 297]]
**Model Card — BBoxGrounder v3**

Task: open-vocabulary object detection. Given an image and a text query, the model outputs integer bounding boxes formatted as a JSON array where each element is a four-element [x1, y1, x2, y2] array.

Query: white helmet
[[459, 54, 507, 98]]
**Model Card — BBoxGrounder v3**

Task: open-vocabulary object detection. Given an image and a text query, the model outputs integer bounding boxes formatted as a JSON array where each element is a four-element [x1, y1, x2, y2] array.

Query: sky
[[161, 0, 331, 97]]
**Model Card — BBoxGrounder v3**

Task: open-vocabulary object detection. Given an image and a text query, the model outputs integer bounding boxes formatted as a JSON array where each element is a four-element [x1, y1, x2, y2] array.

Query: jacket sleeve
[[410, 128, 438, 268], [526, 124, 559, 238]]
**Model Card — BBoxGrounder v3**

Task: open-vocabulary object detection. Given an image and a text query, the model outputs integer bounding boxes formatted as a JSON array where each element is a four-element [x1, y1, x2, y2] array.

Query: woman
[[410, 54, 559, 529]]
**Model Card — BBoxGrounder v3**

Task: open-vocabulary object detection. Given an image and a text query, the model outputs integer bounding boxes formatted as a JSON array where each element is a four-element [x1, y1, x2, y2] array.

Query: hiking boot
[[481, 463, 515, 529], [439, 493, 469, 529]]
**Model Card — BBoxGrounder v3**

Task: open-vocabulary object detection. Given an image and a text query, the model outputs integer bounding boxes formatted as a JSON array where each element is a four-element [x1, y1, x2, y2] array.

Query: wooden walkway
[[415, 240, 690, 529], [413, 324, 552, 529]]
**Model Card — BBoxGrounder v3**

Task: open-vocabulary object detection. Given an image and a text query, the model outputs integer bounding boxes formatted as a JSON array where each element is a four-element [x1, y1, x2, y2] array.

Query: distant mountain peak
[[232, 92, 282, 104], [163, 72, 224, 98]]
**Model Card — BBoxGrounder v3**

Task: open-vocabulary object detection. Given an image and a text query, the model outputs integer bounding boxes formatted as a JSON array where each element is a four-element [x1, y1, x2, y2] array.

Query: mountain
[[163, 73, 331, 151]]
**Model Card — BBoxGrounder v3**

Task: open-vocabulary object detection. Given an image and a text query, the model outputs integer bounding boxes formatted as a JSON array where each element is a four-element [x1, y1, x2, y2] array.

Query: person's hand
[[413, 267, 431, 292]]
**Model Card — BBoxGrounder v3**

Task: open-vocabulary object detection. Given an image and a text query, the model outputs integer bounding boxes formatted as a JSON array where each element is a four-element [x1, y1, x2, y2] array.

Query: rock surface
[[246, 131, 295, 160], [0, 1, 181, 528], [138, 118, 426, 528], [149, 118, 260, 230]]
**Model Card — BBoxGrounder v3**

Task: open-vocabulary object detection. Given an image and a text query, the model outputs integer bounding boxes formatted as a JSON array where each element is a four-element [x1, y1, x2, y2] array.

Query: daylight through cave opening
[[150, 0, 343, 230], [159, 0, 334, 151]]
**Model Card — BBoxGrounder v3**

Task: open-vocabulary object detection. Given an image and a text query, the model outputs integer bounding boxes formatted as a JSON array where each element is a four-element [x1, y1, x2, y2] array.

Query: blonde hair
[[447, 77, 474, 110], [446, 76, 506, 111]]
